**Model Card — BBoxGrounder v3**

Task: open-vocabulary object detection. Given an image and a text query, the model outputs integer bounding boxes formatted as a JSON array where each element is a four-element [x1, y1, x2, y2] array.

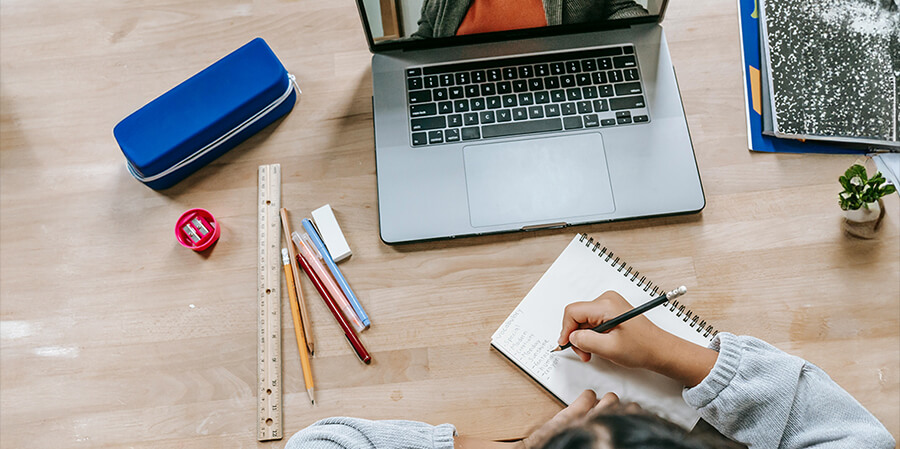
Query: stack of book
[[737, 0, 899, 154]]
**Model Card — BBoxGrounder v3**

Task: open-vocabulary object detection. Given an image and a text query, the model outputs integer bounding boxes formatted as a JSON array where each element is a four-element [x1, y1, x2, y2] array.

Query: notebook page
[[492, 235, 710, 429]]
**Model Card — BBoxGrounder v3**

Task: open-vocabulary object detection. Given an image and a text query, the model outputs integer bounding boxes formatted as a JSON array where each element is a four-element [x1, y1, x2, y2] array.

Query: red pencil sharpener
[[175, 208, 220, 251]]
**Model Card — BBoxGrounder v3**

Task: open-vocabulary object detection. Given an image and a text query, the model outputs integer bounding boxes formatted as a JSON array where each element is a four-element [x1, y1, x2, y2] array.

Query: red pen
[[296, 252, 371, 364]]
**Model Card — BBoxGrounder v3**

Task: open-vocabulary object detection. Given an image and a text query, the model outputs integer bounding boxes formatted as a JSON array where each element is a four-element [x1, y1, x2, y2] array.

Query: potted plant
[[839, 163, 896, 238]]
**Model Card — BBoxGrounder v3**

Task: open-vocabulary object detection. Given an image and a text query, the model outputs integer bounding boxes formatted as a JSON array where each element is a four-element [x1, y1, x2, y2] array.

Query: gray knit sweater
[[286, 333, 895, 448], [411, 0, 648, 39]]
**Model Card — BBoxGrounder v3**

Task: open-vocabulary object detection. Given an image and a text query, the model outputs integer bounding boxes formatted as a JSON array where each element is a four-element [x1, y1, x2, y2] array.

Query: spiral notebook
[[491, 234, 719, 429]]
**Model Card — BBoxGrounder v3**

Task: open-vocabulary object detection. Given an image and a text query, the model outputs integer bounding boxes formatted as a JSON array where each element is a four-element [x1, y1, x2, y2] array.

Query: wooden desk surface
[[1, 0, 897, 447]]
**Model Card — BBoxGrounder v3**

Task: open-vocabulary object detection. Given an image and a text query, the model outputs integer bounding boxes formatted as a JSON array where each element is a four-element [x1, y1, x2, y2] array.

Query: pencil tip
[[550, 346, 562, 353]]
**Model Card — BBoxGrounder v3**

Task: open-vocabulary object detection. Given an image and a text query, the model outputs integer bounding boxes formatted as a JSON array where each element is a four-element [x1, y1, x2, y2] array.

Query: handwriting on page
[[499, 321, 559, 380]]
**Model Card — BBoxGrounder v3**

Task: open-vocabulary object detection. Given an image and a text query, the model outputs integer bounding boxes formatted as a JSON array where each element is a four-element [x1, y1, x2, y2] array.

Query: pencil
[[552, 286, 688, 352], [282, 249, 316, 404], [296, 251, 371, 364], [280, 208, 314, 355]]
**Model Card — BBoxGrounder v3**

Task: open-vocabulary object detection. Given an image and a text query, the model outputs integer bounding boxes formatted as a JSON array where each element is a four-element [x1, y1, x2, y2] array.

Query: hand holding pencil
[[555, 291, 719, 388]]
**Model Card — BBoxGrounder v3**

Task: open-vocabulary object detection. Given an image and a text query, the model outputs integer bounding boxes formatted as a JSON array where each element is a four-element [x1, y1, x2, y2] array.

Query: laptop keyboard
[[405, 45, 650, 147]]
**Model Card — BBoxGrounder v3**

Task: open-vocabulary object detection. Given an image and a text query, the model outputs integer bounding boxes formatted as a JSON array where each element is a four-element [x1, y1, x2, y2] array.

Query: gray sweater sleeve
[[285, 417, 456, 449], [684, 333, 895, 449]]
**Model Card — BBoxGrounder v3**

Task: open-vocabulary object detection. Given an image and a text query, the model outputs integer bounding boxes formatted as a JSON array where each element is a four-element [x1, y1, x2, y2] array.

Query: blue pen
[[301, 218, 370, 328]]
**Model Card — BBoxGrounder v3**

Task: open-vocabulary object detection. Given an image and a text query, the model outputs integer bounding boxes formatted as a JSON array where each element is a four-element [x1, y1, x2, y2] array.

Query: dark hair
[[538, 412, 745, 449]]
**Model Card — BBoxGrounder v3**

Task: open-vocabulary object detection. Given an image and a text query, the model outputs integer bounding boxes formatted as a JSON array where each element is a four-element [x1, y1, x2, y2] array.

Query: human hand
[[522, 390, 635, 449], [556, 291, 718, 387]]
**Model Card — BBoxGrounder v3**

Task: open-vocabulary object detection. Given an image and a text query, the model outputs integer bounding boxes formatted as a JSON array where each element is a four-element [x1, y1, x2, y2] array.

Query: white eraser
[[311, 204, 352, 262]]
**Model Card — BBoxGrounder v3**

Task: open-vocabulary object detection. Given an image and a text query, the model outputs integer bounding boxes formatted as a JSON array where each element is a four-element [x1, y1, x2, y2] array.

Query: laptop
[[355, 0, 705, 243]]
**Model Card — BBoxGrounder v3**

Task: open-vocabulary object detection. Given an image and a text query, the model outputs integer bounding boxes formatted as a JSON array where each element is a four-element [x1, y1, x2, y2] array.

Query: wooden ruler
[[257, 164, 283, 441]]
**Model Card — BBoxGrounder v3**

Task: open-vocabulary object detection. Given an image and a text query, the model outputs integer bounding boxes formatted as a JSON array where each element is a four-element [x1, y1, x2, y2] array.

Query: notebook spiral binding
[[579, 234, 718, 339]]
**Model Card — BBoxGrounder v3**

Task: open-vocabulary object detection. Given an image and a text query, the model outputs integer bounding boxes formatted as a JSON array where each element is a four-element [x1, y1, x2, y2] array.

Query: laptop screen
[[359, 0, 666, 48]]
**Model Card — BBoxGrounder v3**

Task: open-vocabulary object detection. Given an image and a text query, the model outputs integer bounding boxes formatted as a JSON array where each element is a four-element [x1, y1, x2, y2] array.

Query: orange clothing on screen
[[456, 0, 547, 36]]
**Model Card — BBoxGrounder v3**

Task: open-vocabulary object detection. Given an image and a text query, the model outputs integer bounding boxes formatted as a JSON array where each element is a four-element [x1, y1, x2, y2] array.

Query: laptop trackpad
[[463, 133, 615, 228]]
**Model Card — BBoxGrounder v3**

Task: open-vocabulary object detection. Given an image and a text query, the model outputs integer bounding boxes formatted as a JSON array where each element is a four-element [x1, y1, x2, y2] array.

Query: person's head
[[535, 398, 745, 449]]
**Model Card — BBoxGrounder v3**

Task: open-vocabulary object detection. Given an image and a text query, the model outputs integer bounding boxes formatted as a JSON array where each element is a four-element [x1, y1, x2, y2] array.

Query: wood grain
[[1, 0, 897, 447]]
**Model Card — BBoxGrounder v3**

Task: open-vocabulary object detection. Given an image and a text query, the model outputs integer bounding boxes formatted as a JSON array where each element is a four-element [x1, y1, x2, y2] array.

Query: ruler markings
[[257, 164, 283, 441]]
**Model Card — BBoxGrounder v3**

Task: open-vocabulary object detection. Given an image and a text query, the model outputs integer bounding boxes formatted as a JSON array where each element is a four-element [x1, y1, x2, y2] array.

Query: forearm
[[454, 437, 524, 449], [649, 336, 718, 388]]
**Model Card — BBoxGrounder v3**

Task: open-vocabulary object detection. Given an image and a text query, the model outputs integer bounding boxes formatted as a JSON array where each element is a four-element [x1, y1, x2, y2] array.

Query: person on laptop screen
[[412, 0, 648, 39]]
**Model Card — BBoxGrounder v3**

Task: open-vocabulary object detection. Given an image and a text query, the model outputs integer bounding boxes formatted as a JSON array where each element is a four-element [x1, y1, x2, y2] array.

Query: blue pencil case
[[114, 38, 297, 190]]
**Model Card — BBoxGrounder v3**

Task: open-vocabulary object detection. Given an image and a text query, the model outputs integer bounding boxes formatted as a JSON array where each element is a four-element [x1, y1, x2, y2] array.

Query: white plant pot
[[845, 201, 881, 223]]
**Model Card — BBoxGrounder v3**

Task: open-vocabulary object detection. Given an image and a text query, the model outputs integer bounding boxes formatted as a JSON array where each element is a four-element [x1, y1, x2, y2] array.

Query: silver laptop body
[[357, 0, 705, 243]]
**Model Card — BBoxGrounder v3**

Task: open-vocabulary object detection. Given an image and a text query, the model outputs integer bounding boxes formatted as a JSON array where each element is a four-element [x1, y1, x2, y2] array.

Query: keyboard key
[[616, 111, 631, 119], [550, 90, 566, 102], [576, 100, 592, 114], [502, 95, 518, 107], [497, 81, 512, 94], [497, 109, 512, 122], [411, 116, 446, 131], [624, 69, 640, 81], [563, 116, 583, 129], [582, 86, 598, 99], [409, 90, 432, 104], [424, 75, 439, 88], [633, 115, 649, 123], [445, 128, 460, 142], [428, 130, 444, 144], [561, 75, 576, 88], [528, 106, 544, 119], [433, 88, 448, 101], [529, 78, 544, 91], [408, 77, 423, 90], [448, 114, 463, 127], [406, 68, 422, 77], [581, 59, 597, 71], [610, 95, 646, 110], [470, 98, 486, 110], [480, 110, 496, 124], [534, 91, 550, 104], [410, 103, 437, 117], [566, 61, 581, 73], [601, 118, 616, 126], [465, 85, 480, 97], [562, 102, 577, 115], [462, 126, 481, 140], [518, 66, 533, 78], [455, 72, 470, 85], [593, 99, 609, 112], [518, 93, 534, 106], [576, 73, 592, 86], [592, 72, 608, 84], [487, 69, 502, 82], [487, 96, 502, 109], [566, 88, 582, 101], [617, 116, 633, 124], [449, 86, 465, 99], [613, 55, 637, 68], [481, 118, 563, 138], [608, 70, 623, 83], [472, 70, 486, 83], [454, 99, 470, 112], [438, 101, 453, 114], [550, 62, 565, 75], [545, 76, 560, 89], [614, 82, 642, 96], [584, 114, 600, 127], [535, 64, 550, 76], [464, 112, 480, 125], [513, 80, 528, 92], [622, 45, 634, 54], [412, 132, 427, 146], [545, 104, 561, 117], [512, 108, 528, 120], [503, 67, 518, 79], [440, 74, 454, 86], [480, 83, 496, 96], [598, 85, 614, 97], [597, 58, 612, 70]]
